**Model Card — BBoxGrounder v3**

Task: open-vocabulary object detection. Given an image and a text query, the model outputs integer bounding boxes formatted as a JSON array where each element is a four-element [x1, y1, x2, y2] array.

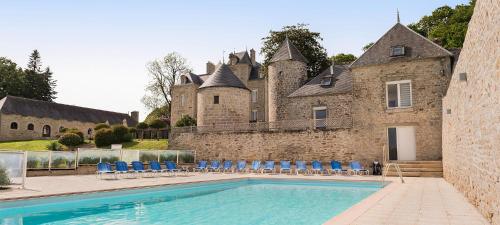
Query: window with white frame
[[251, 110, 258, 122], [386, 80, 412, 108], [180, 95, 186, 107], [251, 89, 258, 103], [313, 107, 327, 129]]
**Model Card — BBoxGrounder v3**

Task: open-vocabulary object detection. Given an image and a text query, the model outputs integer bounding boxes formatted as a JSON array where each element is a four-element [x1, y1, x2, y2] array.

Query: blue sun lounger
[[235, 160, 247, 173], [131, 161, 149, 177], [115, 161, 131, 178], [149, 160, 167, 176], [329, 160, 347, 175], [250, 160, 261, 173], [295, 160, 308, 175], [350, 161, 370, 175], [96, 162, 115, 179], [165, 161, 188, 176], [193, 160, 208, 172], [222, 160, 233, 173], [207, 160, 221, 172], [280, 160, 292, 174], [262, 161, 275, 174], [311, 160, 326, 175]]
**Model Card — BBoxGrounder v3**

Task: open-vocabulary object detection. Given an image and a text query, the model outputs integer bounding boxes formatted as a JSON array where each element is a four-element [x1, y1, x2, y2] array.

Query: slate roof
[[184, 72, 204, 85], [198, 64, 248, 90], [288, 65, 352, 97], [270, 37, 309, 63], [233, 51, 252, 65], [351, 23, 453, 68], [0, 96, 138, 126], [249, 63, 262, 80]]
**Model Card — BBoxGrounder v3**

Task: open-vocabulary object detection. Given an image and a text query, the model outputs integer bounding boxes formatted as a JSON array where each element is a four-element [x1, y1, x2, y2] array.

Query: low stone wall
[[442, 0, 499, 224], [169, 129, 359, 164]]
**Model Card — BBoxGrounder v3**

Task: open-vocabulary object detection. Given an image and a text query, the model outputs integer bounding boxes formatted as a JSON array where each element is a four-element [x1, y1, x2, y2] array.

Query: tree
[[261, 23, 330, 78], [329, 53, 358, 65], [362, 42, 374, 51], [142, 52, 190, 115], [149, 119, 167, 140], [0, 57, 25, 99], [23, 50, 57, 101], [144, 106, 169, 124], [175, 115, 197, 127], [136, 122, 149, 140], [408, 0, 475, 48]]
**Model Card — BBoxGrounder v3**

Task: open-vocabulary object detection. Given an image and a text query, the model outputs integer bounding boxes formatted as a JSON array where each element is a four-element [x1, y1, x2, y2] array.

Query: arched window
[[42, 125, 51, 137], [10, 122, 18, 129], [27, 124, 34, 130]]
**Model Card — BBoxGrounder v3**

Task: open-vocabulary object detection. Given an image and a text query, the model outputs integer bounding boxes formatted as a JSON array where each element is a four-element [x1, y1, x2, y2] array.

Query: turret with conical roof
[[196, 64, 250, 126], [267, 37, 308, 123]]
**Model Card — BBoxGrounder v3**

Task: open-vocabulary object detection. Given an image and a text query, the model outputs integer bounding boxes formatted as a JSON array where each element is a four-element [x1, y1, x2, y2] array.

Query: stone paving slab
[[0, 174, 489, 224]]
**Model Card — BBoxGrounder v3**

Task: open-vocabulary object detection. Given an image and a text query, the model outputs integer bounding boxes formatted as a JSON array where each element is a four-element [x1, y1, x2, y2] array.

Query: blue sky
[[0, 0, 468, 120]]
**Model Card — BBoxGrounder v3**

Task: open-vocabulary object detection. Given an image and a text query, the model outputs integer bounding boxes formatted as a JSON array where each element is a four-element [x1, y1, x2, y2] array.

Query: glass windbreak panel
[[26, 151, 50, 169], [121, 150, 140, 163], [0, 152, 24, 181], [51, 151, 76, 169], [100, 150, 121, 164], [78, 149, 101, 165], [139, 151, 159, 163], [178, 150, 195, 164], [399, 83, 411, 107], [387, 84, 398, 108], [388, 128, 398, 160], [159, 150, 177, 163]]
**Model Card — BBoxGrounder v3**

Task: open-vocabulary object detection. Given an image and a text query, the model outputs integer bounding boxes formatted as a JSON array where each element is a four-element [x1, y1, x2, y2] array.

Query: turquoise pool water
[[0, 179, 383, 225]]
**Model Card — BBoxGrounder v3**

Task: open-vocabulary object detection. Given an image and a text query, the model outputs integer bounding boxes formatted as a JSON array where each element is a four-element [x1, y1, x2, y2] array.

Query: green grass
[[0, 139, 168, 151]]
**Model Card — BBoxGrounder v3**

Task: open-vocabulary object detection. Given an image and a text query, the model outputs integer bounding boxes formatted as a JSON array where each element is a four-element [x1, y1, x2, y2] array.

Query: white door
[[388, 126, 416, 161]]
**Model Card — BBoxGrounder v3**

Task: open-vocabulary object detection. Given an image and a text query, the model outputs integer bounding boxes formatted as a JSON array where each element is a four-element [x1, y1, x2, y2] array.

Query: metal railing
[[172, 117, 352, 134]]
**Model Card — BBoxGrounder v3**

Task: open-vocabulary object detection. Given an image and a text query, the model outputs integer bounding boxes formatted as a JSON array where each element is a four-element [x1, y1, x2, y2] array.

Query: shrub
[[175, 115, 197, 127], [112, 125, 130, 142], [149, 119, 167, 129], [94, 128, 115, 147], [66, 128, 84, 142], [0, 166, 10, 187], [128, 127, 137, 133], [78, 157, 100, 165], [136, 122, 149, 130], [122, 133, 133, 142], [46, 141, 64, 151], [95, 123, 110, 131], [58, 133, 83, 148]]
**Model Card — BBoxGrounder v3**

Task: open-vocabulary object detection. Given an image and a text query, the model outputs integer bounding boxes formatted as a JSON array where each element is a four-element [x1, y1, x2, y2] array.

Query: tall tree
[[23, 50, 57, 101], [261, 23, 329, 78], [362, 42, 374, 51], [329, 53, 358, 65], [0, 57, 25, 99], [408, 0, 475, 48], [142, 52, 190, 115]]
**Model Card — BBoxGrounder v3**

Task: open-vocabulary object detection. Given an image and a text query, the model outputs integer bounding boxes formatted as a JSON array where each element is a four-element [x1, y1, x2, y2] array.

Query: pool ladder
[[380, 145, 405, 185]]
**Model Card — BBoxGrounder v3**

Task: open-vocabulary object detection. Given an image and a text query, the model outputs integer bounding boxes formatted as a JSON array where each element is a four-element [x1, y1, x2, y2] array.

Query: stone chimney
[[228, 53, 239, 65], [250, 48, 256, 64], [206, 61, 215, 74], [130, 111, 139, 122]]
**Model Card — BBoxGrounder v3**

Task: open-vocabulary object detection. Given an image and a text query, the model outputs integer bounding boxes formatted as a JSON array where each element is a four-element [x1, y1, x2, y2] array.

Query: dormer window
[[390, 46, 405, 57], [320, 76, 333, 87]]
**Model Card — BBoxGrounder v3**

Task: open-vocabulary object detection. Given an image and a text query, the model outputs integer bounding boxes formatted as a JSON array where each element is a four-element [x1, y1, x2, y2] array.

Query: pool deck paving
[[0, 173, 489, 225]]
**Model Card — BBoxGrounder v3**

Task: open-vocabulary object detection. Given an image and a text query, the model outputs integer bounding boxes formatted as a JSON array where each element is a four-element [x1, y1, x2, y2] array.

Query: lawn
[[0, 139, 168, 151]]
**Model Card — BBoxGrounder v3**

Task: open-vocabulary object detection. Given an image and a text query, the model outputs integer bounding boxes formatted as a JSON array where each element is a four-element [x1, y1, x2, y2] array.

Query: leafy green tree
[[175, 115, 197, 127], [136, 122, 149, 140], [149, 119, 167, 140], [94, 123, 110, 131], [0, 166, 10, 187], [362, 42, 374, 51], [58, 133, 82, 150], [329, 53, 358, 65], [408, 0, 475, 48], [23, 50, 57, 101], [0, 57, 25, 99], [144, 106, 169, 124], [261, 23, 330, 78]]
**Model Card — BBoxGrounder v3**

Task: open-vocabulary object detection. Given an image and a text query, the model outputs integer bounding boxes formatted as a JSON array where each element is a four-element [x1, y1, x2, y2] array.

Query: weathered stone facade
[[351, 57, 452, 162], [171, 83, 198, 125], [286, 94, 352, 121], [197, 87, 250, 126], [170, 129, 353, 163], [442, 0, 499, 223], [247, 79, 267, 122]]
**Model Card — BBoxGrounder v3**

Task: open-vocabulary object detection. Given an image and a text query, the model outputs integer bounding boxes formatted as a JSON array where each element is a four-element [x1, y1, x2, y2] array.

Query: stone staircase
[[384, 161, 443, 177]]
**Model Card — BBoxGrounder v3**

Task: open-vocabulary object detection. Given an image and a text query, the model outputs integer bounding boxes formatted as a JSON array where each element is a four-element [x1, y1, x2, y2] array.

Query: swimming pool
[[0, 179, 384, 225]]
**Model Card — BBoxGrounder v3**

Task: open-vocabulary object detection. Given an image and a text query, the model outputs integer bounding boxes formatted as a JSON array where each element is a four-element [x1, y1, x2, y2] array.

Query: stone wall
[[268, 60, 307, 122], [170, 129, 355, 164], [229, 64, 252, 86], [287, 94, 352, 121], [442, 0, 499, 223], [0, 114, 99, 141], [197, 87, 250, 126], [171, 84, 198, 125], [351, 57, 452, 162]]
